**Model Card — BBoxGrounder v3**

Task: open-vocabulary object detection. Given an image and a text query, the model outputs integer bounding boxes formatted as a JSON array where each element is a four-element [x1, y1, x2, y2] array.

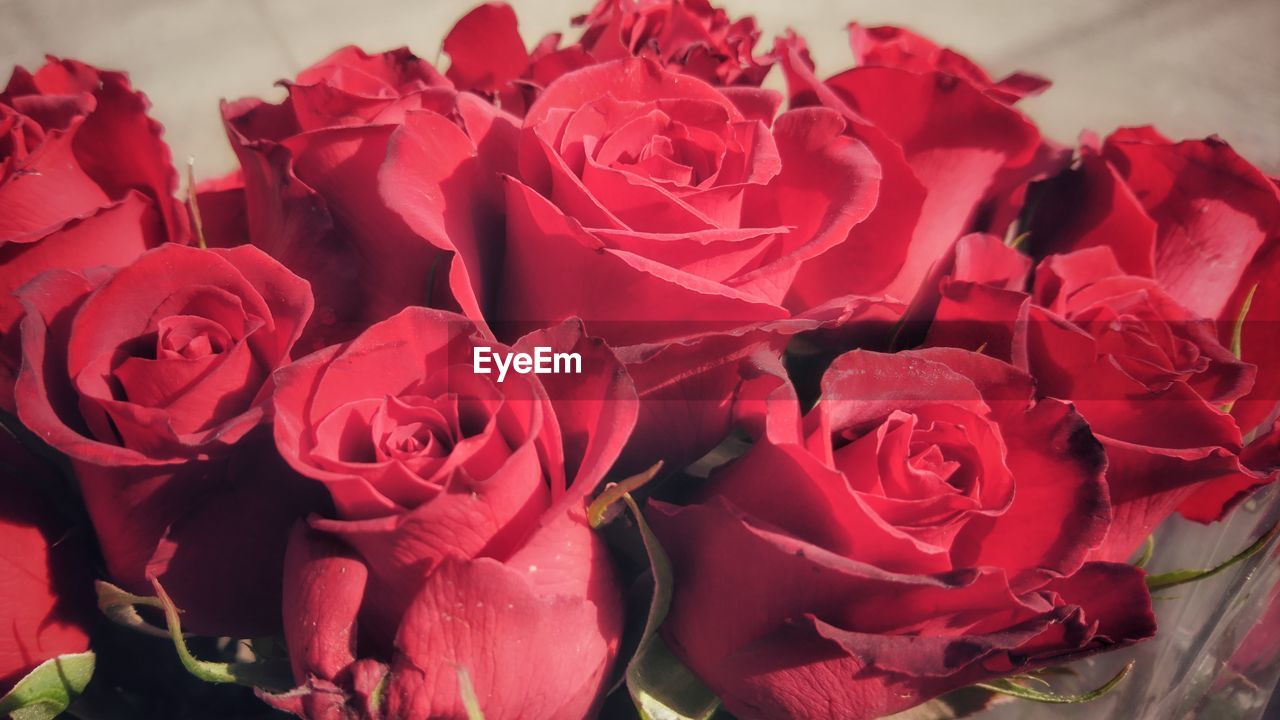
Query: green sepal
[[1230, 284, 1258, 361], [95, 579, 293, 692], [1146, 520, 1279, 592], [587, 462, 663, 529], [974, 660, 1133, 704], [456, 667, 485, 720], [185, 157, 208, 250], [878, 686, 1001, 719], [1222, 283, 1259, 412], [0, 651, 95, 720], [589, 467, 721, 720], [1131, 535, 1156, 569]]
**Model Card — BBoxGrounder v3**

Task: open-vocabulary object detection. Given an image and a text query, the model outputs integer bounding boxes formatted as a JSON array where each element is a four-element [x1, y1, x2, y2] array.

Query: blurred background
[[0, 0, 1276, 176]]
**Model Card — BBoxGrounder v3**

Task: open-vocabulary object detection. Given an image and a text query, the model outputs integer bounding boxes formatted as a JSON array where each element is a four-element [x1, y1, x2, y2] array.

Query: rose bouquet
[[1, 1, 1278, 719]]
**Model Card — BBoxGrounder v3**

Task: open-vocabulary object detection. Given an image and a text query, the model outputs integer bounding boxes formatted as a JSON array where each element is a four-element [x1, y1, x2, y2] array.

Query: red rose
[[442, 3, 597, 116], [15, 243, 318, 635], [648, 349, 1155, 720], [495, 57, 877, 341], [775, 30, 1065, 321], [847, 23, 1050, 105], [0, 58, 187, 408], [442, 0, 773, 118], [449, 57, 878, 468], [575, 0, 774, 87], [1027, 128, 1280, 432], [0, 431, 93, 692], [929, 236, 1277, 560], [214, 46, 498, 352], [268, 308, 636, 719]]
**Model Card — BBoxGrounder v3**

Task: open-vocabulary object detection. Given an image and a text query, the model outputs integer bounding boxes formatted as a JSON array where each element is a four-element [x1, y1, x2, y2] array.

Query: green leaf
[[1131, 535, 1155, 569], [1146, 520, 1280, 592], [456, 667, 485, 720], [975, 660, 1133, 704], [0, 651, 95, 720], [95, 578, 294, 692]]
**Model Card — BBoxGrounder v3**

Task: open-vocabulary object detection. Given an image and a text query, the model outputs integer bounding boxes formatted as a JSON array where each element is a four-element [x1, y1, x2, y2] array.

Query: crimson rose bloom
[[15, 243, 317, 635], [213, 46, 494, 352], [268, 308, 636, 719], [847, 23, 1049, 105], [0, 58, 187, 408], [442, 2, 597, 116], [0, 431, 93, 692], [440, 57, 878, 468], [929, 236, 1278, 561], [775, 28, 1065, 320], [648, 349, 1155, 720], [1027, 127, 1280, 433], [441, 0, 772, 118], [574, 0, 774, 87]]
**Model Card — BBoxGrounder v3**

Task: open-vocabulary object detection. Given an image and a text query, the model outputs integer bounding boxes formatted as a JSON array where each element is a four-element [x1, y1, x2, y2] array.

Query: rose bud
[[15, 243, 320, 636], [929, 236, 1278, 560], [267, 308, 636, 719], [0, 431, 94, 692], [212, 46, 496, 353], [648, 349, 1155, 720], [1027, 128, 1280, 433], [0, 58, 188, 408]]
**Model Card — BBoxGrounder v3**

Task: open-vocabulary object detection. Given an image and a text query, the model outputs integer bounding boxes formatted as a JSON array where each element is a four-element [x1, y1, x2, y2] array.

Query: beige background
[[0, 0, 1277, 177]]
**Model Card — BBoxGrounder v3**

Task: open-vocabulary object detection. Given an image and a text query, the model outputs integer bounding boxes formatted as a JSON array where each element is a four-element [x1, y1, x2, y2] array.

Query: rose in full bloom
[[1027, 127, 1280, 433], [647, 349, 1155, 720], [775, 28, 1065, 322], [0, 431, 93, 692], [0, 58, 187, 408], [492, 57, 880, 339], [15, 243, 318, 635], [436, 56, 878, 468], [213, 46, 499, 352], [268, 308, 636, 719], [929, 235, 1278, 560]]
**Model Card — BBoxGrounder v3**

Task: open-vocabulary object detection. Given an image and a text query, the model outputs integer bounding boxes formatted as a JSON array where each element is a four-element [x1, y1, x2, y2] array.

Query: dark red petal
[[0, 122, 109, 240]]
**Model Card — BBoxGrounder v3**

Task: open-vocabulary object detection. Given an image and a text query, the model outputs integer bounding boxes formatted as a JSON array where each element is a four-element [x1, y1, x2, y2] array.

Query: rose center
[[156, 315, 233, 360]]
